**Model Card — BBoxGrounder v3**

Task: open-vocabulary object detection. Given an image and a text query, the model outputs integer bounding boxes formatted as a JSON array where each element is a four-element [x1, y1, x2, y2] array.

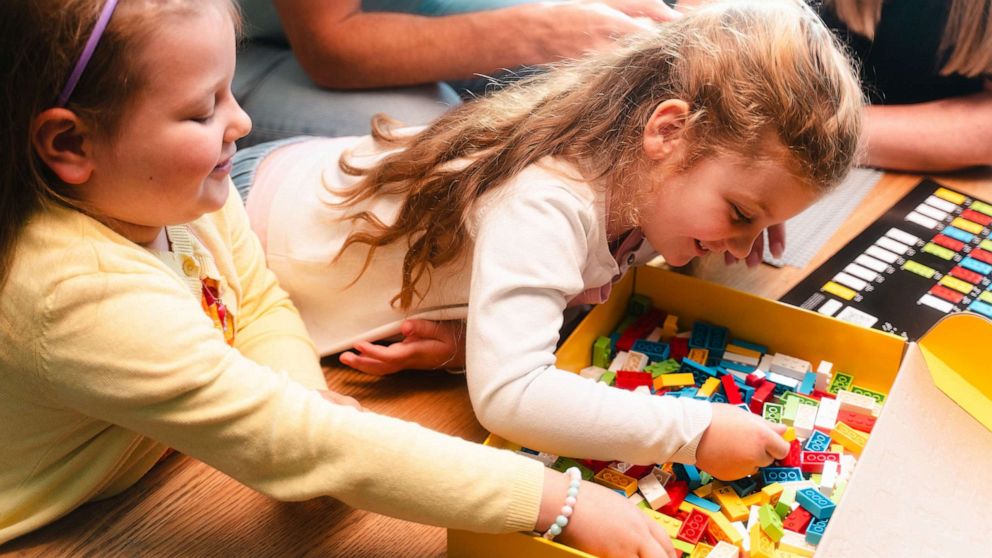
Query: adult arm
[[862, 81, 992, 171], [272, 0, 679, 89]]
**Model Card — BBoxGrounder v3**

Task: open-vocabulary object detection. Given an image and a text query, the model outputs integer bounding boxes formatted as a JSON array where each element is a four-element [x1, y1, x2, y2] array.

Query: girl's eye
[[191, 114, 214, 123], [732, 204, 753, 224]]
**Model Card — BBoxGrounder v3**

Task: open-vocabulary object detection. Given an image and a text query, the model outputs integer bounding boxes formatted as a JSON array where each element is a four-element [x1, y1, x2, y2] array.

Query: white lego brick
[[839, 454, 857, 482], [732, 521, 750, 552], [723, 351, 760, 368], [608, 351, 629, 372], [623, 351, 649, 372], [579, 366, 607, 381], [651, 465, 672, 487], [814, 397, 840, 433], [779, 530, 817, 555], [516, 450, 557, 467], [836, 389, 878, 416], [746, 504, 762, 531], [645, 327, 663, 342], [637, 471, 671, 510], [756, 354, 774, 373], [770, 353, 813, 381], [794, 403, 818, 439], [815, 360, 834, 392], [708, 541, 741, 558], [819, 461, 838, 497], [766, 371, 801, 390]]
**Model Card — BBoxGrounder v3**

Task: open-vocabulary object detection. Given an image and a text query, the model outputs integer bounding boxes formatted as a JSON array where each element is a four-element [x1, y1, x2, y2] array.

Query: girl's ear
[[642, 99, 690, 161], [31, 108, 96, 186]]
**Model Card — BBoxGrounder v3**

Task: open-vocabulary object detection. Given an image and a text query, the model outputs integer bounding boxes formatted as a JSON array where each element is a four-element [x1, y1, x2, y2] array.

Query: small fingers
[[645, 516, 677, 558], [768, 223, 787, 258], [339, 351, 403, 376], [746, 231, 765, 267], [765, 429, 792, 460]]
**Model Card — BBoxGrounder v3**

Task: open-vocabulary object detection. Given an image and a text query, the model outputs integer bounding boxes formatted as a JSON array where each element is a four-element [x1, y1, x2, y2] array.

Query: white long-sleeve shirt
[[250, 136, 713, 466]]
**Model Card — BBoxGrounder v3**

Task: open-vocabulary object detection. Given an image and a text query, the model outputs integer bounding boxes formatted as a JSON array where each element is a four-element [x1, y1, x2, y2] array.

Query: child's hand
[[724, 223, 786, 267], [694, 403, 790, 481], [338, 319, 466, 375], [540, 469, 675, 558], [317, 389, 364, 411]]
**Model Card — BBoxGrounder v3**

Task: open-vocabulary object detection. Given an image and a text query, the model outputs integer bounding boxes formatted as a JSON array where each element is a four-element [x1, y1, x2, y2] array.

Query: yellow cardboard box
[[448, 267, 992, 556]]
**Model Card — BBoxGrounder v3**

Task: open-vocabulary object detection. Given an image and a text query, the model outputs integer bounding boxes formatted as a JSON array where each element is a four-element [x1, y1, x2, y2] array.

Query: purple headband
[[56, 0, 120, 107]]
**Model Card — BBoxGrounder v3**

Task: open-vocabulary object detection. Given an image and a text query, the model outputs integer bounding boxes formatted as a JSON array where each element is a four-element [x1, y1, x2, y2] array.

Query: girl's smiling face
[[624, 99, 821, 267], [76, 4, 251, 245]]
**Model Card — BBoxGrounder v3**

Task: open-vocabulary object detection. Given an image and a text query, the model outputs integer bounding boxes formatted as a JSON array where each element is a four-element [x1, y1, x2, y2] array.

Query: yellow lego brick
[[642, 508, 683, 538], [690, 543, 714, 558], [673, 539, 697, 555], [822, 280, 856, 300], [693, 482, 714, 498], [775, 550, 810, 558], [760, 483, 783, 505], [742, 493, 764, 508], [750, 523, 776, 558], [661, 315, 679, 340], [777, 532, 816, 557], [703, 507, 744, 547], [658, 372, 695, 388], [698, 377, 721, 398], [725, 344, 762, 360], [830, 443, 845, 454], [951, 216, 984, 235], [687, 348, 709, 365], [713, 486, 749, 522], [934, 186, 967, 204], [831, 421, 868, 456], [939, 274, 975, 295], [593, 467, 637, 497], [782, 427, 796, 442]]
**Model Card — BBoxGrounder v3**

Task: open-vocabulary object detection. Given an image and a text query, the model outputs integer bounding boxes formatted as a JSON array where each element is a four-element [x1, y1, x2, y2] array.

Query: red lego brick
[[659, 480, 689, 516], [750, 381, 775, 414], [669, 337, 689, 362], [800, 451, 840, 474], [745, 373, 765, 388], [929, 284, 964, 304], [961, 208, 992, 226], [782, 506, 813, 534], [615, 370, 654, 390], [780, 439, 803, 468], [837, 409, 877, 433], [721, 374, 743, 405], [676, 509, 711, 545], [950, 265, 984, 284], [970, 248, 992, 265], [931, 234, 965, 252]]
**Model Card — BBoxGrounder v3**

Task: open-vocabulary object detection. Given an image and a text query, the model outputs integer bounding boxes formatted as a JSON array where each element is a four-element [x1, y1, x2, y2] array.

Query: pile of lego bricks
[[518, 294, 885, 558]]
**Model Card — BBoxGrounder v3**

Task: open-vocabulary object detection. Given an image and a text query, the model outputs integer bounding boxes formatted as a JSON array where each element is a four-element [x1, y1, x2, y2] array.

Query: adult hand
[[694, 403, 790, 480], [338, 319, 466, 375], [724, 223, 786, 267], [539, 1, 681, 59], [539, 469, 676, 558]]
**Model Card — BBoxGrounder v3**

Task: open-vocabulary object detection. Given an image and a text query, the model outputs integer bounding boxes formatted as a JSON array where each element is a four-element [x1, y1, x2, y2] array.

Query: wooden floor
[[3, 169, 990, 557]]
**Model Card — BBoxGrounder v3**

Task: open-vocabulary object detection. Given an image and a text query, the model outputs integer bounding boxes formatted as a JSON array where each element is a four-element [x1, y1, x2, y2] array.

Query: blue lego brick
[[705, 325, 729, 353], [761, 467, 804, 484], [969, 300, 992, 320], [730, 338, 768, 355], [720, 359, 756, 374], [961, 256, 992, 275], [679, 387, 699, 398], [796, 487, 836, 519], [806, 517, 829, 545], [710, 392, 727, 403], [680, 358, 718, 386], [632, 339, 670, 363], [941, 225, 974, 243], [730, 476, 758, 497], [684, 493, 722, 513], [673, 464, 703, 490], [738, 384, 755, 405], [804, 431, 832, 452], [689, 322, 710, 349], [735, 403, 751, 414], [798, 371, 816, 395]]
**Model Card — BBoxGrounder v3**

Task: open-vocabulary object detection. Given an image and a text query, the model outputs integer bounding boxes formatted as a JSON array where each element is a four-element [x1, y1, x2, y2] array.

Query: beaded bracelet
[[542, 466, 582, 541]]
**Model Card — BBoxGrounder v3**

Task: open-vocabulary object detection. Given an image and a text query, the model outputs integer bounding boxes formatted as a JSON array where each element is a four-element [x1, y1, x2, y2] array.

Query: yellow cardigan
[[0, 184, 541, 543]]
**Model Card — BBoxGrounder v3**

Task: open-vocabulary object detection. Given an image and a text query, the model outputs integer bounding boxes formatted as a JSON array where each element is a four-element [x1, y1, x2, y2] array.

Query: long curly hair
[[336, 1, 865, 310]]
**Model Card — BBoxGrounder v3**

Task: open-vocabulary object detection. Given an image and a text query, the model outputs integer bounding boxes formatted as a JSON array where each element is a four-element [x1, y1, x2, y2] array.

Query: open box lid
[[817, 312, 992, 556]]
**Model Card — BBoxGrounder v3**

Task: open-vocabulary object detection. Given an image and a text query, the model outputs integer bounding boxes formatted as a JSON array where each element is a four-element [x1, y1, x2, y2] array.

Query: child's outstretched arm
[[339, 319, 465, 375], [463, 181, 782, 475]]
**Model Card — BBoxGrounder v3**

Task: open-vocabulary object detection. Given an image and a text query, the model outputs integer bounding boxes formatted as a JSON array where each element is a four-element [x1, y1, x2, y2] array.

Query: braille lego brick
[[804, 430, 832, 452], [762, 467, 804, 484], [805, 517, 829, 545], [676, 509, 711, 545], [758, 504, 785, 542], [827, 371, 854, 394], [796, 487, 836, 520], [831, 421, 869, 456], [799, 451, 840, 474], [782, 506, 813, 534], [593, 466, 637, 497]]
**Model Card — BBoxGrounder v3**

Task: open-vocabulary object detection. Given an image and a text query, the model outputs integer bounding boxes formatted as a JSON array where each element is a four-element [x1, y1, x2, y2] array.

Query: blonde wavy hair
[[338, 1, 865, 310], [830, 0, 992, 77]]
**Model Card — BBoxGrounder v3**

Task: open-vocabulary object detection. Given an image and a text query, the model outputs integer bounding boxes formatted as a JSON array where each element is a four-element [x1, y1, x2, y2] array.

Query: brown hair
[[0, 0, 241, 289], [829, 0, 992, 77], [337, 1, 865, 310]]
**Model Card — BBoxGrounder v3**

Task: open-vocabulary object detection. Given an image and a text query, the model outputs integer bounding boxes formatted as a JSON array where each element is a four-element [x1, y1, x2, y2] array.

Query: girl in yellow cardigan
[[0, 1, 674, 555]]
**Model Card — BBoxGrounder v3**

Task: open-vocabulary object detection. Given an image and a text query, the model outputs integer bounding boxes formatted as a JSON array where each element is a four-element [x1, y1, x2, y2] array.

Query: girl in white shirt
[[240, 2, 864, 480]]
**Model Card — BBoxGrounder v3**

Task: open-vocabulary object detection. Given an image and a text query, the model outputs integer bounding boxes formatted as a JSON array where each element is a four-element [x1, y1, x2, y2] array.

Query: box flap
[[816, 340, 992, 556], [917, 312, 992, 432]]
